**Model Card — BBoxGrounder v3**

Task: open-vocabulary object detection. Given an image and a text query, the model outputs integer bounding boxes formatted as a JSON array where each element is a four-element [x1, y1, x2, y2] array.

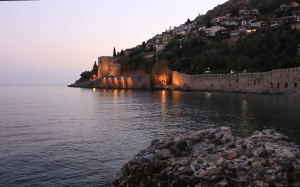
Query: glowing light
[[93, 75, 96, 77], [92, 88, 96, 92], [230, 70, 234, 74]]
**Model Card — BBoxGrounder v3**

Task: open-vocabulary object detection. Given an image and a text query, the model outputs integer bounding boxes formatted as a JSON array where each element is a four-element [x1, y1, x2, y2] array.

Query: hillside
[[78, 0, 300, 84]]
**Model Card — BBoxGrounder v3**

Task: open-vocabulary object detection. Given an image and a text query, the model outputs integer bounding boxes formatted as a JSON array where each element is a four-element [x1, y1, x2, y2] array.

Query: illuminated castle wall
[[172, 67, 300, 95], [97, 56, 150, 89]]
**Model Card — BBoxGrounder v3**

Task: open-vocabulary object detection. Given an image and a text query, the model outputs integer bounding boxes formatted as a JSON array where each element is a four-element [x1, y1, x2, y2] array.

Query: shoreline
[[113, 127, 300, 187], [68, 82, 300, 97]]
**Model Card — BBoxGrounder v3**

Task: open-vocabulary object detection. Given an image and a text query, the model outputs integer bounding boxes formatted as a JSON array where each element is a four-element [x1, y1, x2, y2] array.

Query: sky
[[0, 0, 226, 85]]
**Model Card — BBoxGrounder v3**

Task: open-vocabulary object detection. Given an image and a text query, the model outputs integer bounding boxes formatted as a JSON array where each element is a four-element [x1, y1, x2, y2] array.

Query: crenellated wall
[[172, 67, 300, 95]]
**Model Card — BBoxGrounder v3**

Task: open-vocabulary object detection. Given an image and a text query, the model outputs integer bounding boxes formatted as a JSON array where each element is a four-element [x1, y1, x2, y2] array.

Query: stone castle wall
[[99, 75, 150, 89], [172, 67, 300, 95], [98, 56, 121, 77], [96, 56, 150, 89]]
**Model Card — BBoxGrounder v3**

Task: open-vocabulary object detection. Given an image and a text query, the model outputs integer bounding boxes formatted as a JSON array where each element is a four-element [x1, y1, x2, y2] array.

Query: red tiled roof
[[274, 16, 292, 20]]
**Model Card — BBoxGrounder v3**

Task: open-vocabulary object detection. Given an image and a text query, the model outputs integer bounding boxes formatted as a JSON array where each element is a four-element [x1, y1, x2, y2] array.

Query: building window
[[294, 83, 297, 88], [277, 83, 280, 88], [285, 83, 288, 88]]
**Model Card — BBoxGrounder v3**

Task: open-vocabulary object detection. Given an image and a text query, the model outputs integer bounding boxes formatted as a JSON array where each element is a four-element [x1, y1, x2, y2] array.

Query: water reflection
[[1, 86, 300, 187]]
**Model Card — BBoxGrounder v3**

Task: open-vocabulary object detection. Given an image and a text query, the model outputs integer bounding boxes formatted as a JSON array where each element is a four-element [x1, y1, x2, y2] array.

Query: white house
[[251, 21, 263, 27], [230, 29, 239, 36], [154, 44, 165, 52], [241, 20, 251, 26], [271, 16, 292, 27], [198, 25, 206, 31], [206, 26, 225, 36], [220, 20, 230, 26], [290, 14, 300, 30], [211, 16, 229, 24], [230, 21, 239, 26]]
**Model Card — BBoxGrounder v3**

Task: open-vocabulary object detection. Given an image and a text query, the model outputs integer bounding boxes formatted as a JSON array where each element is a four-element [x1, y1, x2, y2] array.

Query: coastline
[[68, 79, 300, 97]]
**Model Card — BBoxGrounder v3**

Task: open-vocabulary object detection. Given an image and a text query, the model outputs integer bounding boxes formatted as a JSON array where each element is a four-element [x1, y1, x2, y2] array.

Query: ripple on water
[[0, 87, 300, 186]]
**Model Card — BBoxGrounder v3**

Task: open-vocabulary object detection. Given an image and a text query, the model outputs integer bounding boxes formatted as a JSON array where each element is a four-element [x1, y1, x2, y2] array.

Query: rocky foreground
[[113, 127, 300, 187]]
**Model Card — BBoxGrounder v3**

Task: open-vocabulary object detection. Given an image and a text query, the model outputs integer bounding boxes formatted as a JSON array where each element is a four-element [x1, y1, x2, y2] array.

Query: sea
[[0, 85, 300, 187]]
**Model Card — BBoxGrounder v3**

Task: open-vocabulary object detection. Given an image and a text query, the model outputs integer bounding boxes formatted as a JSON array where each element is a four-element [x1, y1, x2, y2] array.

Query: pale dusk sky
[[0, 0, 226, 85]]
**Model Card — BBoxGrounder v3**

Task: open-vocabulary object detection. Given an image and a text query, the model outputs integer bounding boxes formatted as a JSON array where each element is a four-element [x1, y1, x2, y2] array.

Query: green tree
[[113, 47, 117, 57], [186, 18, 191, 24], [120, 49, 124, 56]]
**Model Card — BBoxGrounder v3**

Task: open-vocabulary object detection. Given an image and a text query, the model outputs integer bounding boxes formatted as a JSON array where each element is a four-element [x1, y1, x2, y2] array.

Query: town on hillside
[[127, 0, 300, 55]]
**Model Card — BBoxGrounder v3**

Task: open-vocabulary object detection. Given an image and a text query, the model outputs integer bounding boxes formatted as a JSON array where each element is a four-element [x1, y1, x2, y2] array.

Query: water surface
[[0, 86, 299, 186]]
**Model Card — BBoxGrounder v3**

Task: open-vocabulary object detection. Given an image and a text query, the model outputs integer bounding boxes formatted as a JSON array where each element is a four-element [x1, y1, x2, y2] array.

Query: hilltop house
[[290, 14, 300, 30], [154, 44, 165, 52], [251, 21, 264, 28], [271, 16, 294, 27], [230, 29, 239, 36], [211, 16, 229, 24], [206, 26, 225, 36], [239, 8, 259, 18]]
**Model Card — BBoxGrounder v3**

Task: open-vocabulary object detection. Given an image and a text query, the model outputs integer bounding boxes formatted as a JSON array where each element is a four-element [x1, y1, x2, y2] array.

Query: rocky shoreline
[[113, 127, 300, 187]]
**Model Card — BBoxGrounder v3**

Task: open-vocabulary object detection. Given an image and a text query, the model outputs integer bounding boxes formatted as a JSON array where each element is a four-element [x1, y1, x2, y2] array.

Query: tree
[[186, 18, 191, 24], [142, 41, 146, 49], [93, 61, 97, 70], [113, 47, 117, 57], [120, 49, 124, 56]]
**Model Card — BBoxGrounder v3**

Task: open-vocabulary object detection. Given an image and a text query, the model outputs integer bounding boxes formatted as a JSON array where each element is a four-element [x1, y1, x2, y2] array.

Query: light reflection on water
[[0, 86, 300, 187]]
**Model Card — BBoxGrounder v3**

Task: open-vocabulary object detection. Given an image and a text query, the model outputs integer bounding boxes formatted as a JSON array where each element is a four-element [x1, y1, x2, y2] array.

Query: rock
[[247, 160, 252, 166], [142, 153, 156, 164], [296, 151, 300, 159], [209, 175, 224, 183], [205, 154, 220, 163], [180, 166, 194, 176], [171, 179, 188, 187], [262, 129, 275, 135], [193, 143, 204, 152], [190, 135, 202, 142], [214, 132, 224, 140], [112, 179, 119, 186], [114, 127, 300, 187], [238, 162, 246, 170], [157, 171, 168, 181], [263, 175, 276, 184], [175, 140, 187, 151], [191, 163, 201, 171], [169, 146, 180, 156], [156, 149, 172, 160], [151, 139, 160, 146], [221, 150, 239, 160]]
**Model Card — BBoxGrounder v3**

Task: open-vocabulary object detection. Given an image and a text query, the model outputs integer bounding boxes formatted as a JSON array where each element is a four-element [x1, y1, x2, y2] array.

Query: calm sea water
[[0, 85, 300, 187]]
